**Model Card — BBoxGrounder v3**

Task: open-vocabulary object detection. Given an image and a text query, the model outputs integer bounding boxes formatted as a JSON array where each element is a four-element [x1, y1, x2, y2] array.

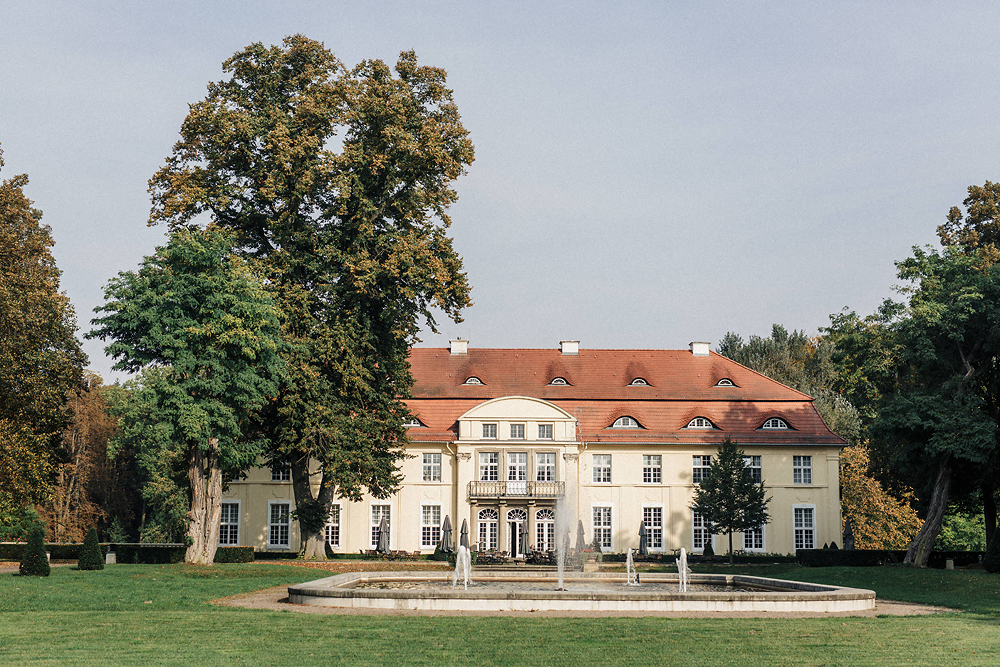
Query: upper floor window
[[686, 417, 715, 429], [762, 418, 789, 429], [643, 454, 662, 484], [271, 464, 290, 482], [593, 454, 612, 483], [482, 423, 498, 439], [692, 455, 712, 484], [793, 455, 812, 484], [743, 455, 762, 483], [479, 452, 499, 481], [549, 377, 570, 386], [715, 378, 736, 387], [611, 416, 640, 428], [509, 423, 525, 440], [536, 453, 556, 481], [538, 423, 553, 440], [422, 453, 441, 482], [463, 376, 484, 385], [404, 418, 425, 428], [629, 377, 649, 386]]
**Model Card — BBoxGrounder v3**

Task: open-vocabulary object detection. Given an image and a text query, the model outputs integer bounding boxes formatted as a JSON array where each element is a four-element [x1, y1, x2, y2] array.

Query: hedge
[[797, 549, 985, 568], [112, 544, 186, 564], [213, 546, 254, 563], [0, 542, 113, 561]]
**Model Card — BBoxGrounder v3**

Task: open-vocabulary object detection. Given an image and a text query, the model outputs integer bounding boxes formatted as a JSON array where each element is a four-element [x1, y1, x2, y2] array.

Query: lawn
[[1, 561, 998, 666]]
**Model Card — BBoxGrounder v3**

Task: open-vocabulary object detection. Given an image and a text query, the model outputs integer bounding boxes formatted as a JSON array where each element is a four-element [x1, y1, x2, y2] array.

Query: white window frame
[[793, 504, 816, 550], [537, 423, 553, 440], [743, 524, 765, 552], [692, 510, 714, 552], [743, 455, 762, 483], [686, 417, 714, 429], [629, 377, 649, 386], [611, 416, 639, 428], [509, 423, 525, 440], [422, 452, 442, 482], [478, 507, 499, 551], [592, 504, 613, 551], [762, 418, 789, 429], [479, 452, 499, 481], [219, 500, 240, 546], [692, 455, 712, 484], [592, 454, 612, 483], [715, 378, 735, 387], [549, 377, 569, 386], [536, 508, 556, 551], [793, 455, 812, 485], [643, 505, 664, 551], [463, 376, 484, 385], [271, 464, 290, 482], [642, 454, 662, 484], [482, 423, 498, 439], [325, 504, 341, 549], [370, 504, 391, 549], [507, 452, 527, 481], [421, 504, 441, 548], [536, 452, 556, 481], [267, 501, 290, 549]]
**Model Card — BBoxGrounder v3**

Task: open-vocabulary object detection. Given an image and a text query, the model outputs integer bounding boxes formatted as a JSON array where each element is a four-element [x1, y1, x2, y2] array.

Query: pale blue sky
[[3, 1, 998, 382]]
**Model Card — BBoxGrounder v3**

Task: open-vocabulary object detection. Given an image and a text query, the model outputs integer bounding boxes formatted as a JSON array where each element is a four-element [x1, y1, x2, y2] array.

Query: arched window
[[536, 509, 555, 551], [507, 508, 527, 522], [715, 378, 735, 387], [629, 377, 649, 386], [762, 418, 789, 429], [549, 377, 569, 386], [611, 416, 640, 428], [463, 376, 484, 385], [478, 508, 499, 551], [686, 417, 715, 429]]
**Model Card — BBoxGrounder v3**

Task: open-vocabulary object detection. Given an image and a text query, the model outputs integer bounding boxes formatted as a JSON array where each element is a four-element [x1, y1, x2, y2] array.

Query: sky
[[3, 1, 999, 384]]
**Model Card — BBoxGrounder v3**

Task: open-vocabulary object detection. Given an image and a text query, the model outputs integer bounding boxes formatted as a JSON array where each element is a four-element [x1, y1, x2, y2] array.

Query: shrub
[[984, 528, 1000, 574], [113, 544, 186, 564], [702, 541, 714, 557], [213, 546, 253, 563], [19, 525, 50, 576], [78, 528, 104, 570]]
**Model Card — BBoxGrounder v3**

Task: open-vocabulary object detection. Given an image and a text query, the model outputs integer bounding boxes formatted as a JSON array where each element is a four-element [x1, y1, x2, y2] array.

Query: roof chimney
[[690, 341, 711, 356], [560, 340, 579, 355], [449, 338, 468, 355]]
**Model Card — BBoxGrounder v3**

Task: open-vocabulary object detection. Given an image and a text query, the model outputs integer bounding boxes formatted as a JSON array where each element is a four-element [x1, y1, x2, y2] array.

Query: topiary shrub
[[19, 525, 50, 577], [702, 541, 714, 558], [984, 528, 1000, 573], [78, 528, 105, 570], [213, 546, 253, 563]]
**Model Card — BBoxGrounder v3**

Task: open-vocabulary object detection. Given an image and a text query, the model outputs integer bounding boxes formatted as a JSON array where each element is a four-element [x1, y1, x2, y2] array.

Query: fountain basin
[[287, 570, 875, 613]]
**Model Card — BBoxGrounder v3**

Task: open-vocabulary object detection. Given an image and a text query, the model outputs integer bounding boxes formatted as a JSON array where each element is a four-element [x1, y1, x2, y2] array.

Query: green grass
[[1, 562, 998, 666]]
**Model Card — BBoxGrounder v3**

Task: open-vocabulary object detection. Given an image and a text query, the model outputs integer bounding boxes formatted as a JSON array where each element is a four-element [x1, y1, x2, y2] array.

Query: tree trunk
[[728, 530, 734, 565], [185, 438, 223, 564], [290, 456, 336, 560], [983, 481, 997, 549], [904, 457, 951, 567]]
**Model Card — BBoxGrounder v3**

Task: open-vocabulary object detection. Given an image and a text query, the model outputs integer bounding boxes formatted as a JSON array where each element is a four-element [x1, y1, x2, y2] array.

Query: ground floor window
[[643, 506, 663, 550], [743, 525, 764, 551], [325, 504, 340, 548], [692, 511, 712, 551], [371, 504, 391, 548], [478, 508, 499, 551], [593, 506, 612, 550], [268, 502, 290, 548], [536, 508, 555, 551], [422, 505, 442, 548], [219, 501, 240, 545], [794, 506, 815, 550]]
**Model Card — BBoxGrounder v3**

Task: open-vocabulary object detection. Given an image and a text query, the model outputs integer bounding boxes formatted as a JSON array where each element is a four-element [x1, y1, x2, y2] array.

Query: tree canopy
[[146, 35, 475, 558]]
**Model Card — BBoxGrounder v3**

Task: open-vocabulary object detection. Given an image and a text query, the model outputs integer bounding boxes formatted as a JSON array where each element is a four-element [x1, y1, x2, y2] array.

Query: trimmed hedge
[[0, 542, 109, 561], [797, 549, 985, 568], [113, 544, 186, 564], [213, 546, 254, 563], [78, 528, 105, 570], [19, 526, 50, 576]]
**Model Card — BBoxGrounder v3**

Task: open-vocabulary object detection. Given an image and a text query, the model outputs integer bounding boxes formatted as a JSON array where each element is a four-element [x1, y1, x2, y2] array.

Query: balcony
[[467, 480, 565, 500]]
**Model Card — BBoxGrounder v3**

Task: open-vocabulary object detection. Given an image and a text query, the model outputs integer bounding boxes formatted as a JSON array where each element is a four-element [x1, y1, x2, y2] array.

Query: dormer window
[[628, 378, 650, 386], [549, 377, 570, 386], [686, 417, 715, 429], [611, 416, 640, 428], [715, 378, 735, 387], [404, 418, 426, 428], [463, 376, 484, 385], [762, 418, 789, 430]]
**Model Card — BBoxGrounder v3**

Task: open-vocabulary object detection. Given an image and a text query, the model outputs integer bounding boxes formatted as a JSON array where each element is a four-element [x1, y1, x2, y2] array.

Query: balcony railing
[[467, 480, 565, 500]]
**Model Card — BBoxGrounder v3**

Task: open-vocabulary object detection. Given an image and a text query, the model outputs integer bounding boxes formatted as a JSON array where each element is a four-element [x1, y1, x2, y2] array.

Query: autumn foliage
[[840, 444, 922, 549]]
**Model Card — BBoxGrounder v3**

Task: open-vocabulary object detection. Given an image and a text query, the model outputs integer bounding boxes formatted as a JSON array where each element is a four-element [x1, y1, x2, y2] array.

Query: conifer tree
[[19, 525, 50, 576], [77, 527, 104, 570]]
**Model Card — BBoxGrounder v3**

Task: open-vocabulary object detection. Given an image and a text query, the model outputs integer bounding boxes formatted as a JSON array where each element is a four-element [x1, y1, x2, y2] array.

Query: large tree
[[89, 227, 284, 563], [146, 36, 474, 558], [691, 437, 770, 565], [0, 145, 86, 525]]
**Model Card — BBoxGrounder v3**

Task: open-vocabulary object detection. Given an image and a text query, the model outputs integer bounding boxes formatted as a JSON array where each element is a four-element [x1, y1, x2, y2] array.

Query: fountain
[[452, 545, 471, 590], [677, 547, 690, 592]]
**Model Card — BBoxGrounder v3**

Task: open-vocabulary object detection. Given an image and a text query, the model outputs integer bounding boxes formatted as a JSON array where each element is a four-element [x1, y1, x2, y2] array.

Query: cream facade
[[222, 342, 846, 556]]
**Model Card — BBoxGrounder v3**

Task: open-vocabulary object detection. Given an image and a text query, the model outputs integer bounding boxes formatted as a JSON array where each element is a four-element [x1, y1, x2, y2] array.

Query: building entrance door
[[506, 508, 527, 558]]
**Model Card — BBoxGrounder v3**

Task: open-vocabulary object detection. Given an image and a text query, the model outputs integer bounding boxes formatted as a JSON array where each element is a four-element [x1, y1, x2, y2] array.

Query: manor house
[[221, 341, 846, 556]]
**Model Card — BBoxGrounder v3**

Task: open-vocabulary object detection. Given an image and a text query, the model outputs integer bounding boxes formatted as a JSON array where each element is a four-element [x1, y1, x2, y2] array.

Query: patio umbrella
[[459, 518, 470, 548], [440, 515, 454, 553], [638, 520, 649, 557], [575, 519, 587, 553], [376, 517, 390, 555], [519, 520, 529, 557]]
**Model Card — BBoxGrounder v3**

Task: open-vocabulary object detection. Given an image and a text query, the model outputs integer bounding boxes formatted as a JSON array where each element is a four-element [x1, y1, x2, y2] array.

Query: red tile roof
[[405, 348, 845, 446]]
